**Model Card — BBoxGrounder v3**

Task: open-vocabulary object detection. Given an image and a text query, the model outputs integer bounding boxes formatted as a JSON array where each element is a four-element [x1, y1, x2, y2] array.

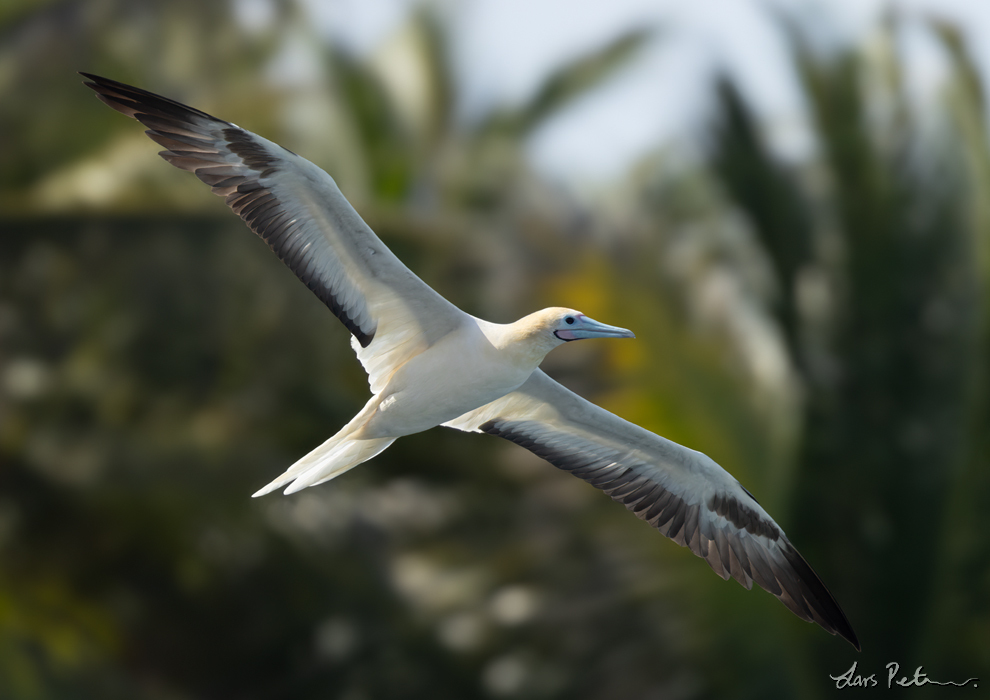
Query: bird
[[81, 73, 859, 650]]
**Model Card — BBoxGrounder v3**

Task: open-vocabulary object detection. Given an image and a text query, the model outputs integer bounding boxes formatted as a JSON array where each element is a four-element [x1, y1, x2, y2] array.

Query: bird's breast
[[360, 323, 535, 438]]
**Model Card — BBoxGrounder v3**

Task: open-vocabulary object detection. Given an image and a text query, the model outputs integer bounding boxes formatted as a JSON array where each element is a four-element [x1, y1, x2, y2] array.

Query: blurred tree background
[[1, 1, 988, 698]]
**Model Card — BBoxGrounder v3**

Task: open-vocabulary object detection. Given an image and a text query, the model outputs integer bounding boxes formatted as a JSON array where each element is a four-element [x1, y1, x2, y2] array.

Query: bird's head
[[547, 308, 636, 343], [508, 307, 635, 364]]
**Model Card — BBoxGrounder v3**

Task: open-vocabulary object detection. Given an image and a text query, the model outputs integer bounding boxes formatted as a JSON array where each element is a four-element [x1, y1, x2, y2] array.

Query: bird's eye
[[565, 316, 575, 325]]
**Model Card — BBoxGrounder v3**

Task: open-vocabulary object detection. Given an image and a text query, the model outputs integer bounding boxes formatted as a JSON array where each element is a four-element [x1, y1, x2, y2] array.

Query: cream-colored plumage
[[261, 309, 586, 496], [82, 74, 859, 650]]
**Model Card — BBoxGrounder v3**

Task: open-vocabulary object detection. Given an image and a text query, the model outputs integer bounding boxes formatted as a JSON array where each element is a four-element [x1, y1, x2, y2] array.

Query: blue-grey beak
[[554, 315, 636, 341]]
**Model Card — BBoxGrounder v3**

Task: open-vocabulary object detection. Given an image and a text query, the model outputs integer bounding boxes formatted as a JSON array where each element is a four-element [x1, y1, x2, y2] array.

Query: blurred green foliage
[[1, 2, 987, 699]]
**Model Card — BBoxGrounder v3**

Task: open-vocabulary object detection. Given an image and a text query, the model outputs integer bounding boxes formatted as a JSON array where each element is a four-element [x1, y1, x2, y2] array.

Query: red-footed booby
[[82, 73, 859, 650]]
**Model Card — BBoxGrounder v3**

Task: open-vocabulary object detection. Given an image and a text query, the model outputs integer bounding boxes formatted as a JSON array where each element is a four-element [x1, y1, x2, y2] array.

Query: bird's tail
[[252, 399, 395, 497]]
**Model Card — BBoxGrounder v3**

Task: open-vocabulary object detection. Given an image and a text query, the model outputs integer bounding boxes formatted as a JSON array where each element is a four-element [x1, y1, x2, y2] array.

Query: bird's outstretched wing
[[445, 370, 860, 650], [81, 74, 467, 392]]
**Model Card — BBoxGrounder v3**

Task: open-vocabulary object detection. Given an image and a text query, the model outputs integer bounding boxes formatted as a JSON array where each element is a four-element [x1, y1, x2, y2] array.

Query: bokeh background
[[2, 0, 989, 698]]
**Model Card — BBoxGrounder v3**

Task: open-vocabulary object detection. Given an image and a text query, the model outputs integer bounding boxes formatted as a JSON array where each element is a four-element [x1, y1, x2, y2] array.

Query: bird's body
[[361, 314, 554, 439], [268, 310, 589, 495], [82, 73, 860, 650]]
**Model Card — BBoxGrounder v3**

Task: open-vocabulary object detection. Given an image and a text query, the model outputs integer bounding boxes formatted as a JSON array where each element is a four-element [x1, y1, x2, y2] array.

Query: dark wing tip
[[80, 72, 227, 126], [715, 490, 859, 649], [779, 540, 861, 651]]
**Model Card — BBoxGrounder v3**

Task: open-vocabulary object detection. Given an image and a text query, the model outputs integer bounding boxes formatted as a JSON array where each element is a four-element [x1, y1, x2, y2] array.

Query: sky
[[294, 0, 990, 186]]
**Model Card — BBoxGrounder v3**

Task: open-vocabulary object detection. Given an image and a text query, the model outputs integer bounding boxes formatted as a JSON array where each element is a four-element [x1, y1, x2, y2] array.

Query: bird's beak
[[555, 315, 636, 341]]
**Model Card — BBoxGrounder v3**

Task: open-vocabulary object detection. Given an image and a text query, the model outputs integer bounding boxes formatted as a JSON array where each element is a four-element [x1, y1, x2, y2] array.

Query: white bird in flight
[[82, 73, 859, 650]]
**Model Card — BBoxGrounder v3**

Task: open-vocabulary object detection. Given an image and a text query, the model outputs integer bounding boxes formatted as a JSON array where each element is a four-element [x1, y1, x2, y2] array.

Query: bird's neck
[[489, 318, 559, 372]]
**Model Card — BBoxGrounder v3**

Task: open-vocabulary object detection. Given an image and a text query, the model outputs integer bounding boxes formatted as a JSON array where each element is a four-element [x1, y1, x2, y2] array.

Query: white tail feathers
[[253, 393, 397, 498], [252, 435, 395, 497]]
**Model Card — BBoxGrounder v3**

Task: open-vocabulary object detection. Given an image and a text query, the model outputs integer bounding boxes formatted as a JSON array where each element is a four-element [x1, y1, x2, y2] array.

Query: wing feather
[[444, 370, 860, 650], [82, 73, 466, 386]]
